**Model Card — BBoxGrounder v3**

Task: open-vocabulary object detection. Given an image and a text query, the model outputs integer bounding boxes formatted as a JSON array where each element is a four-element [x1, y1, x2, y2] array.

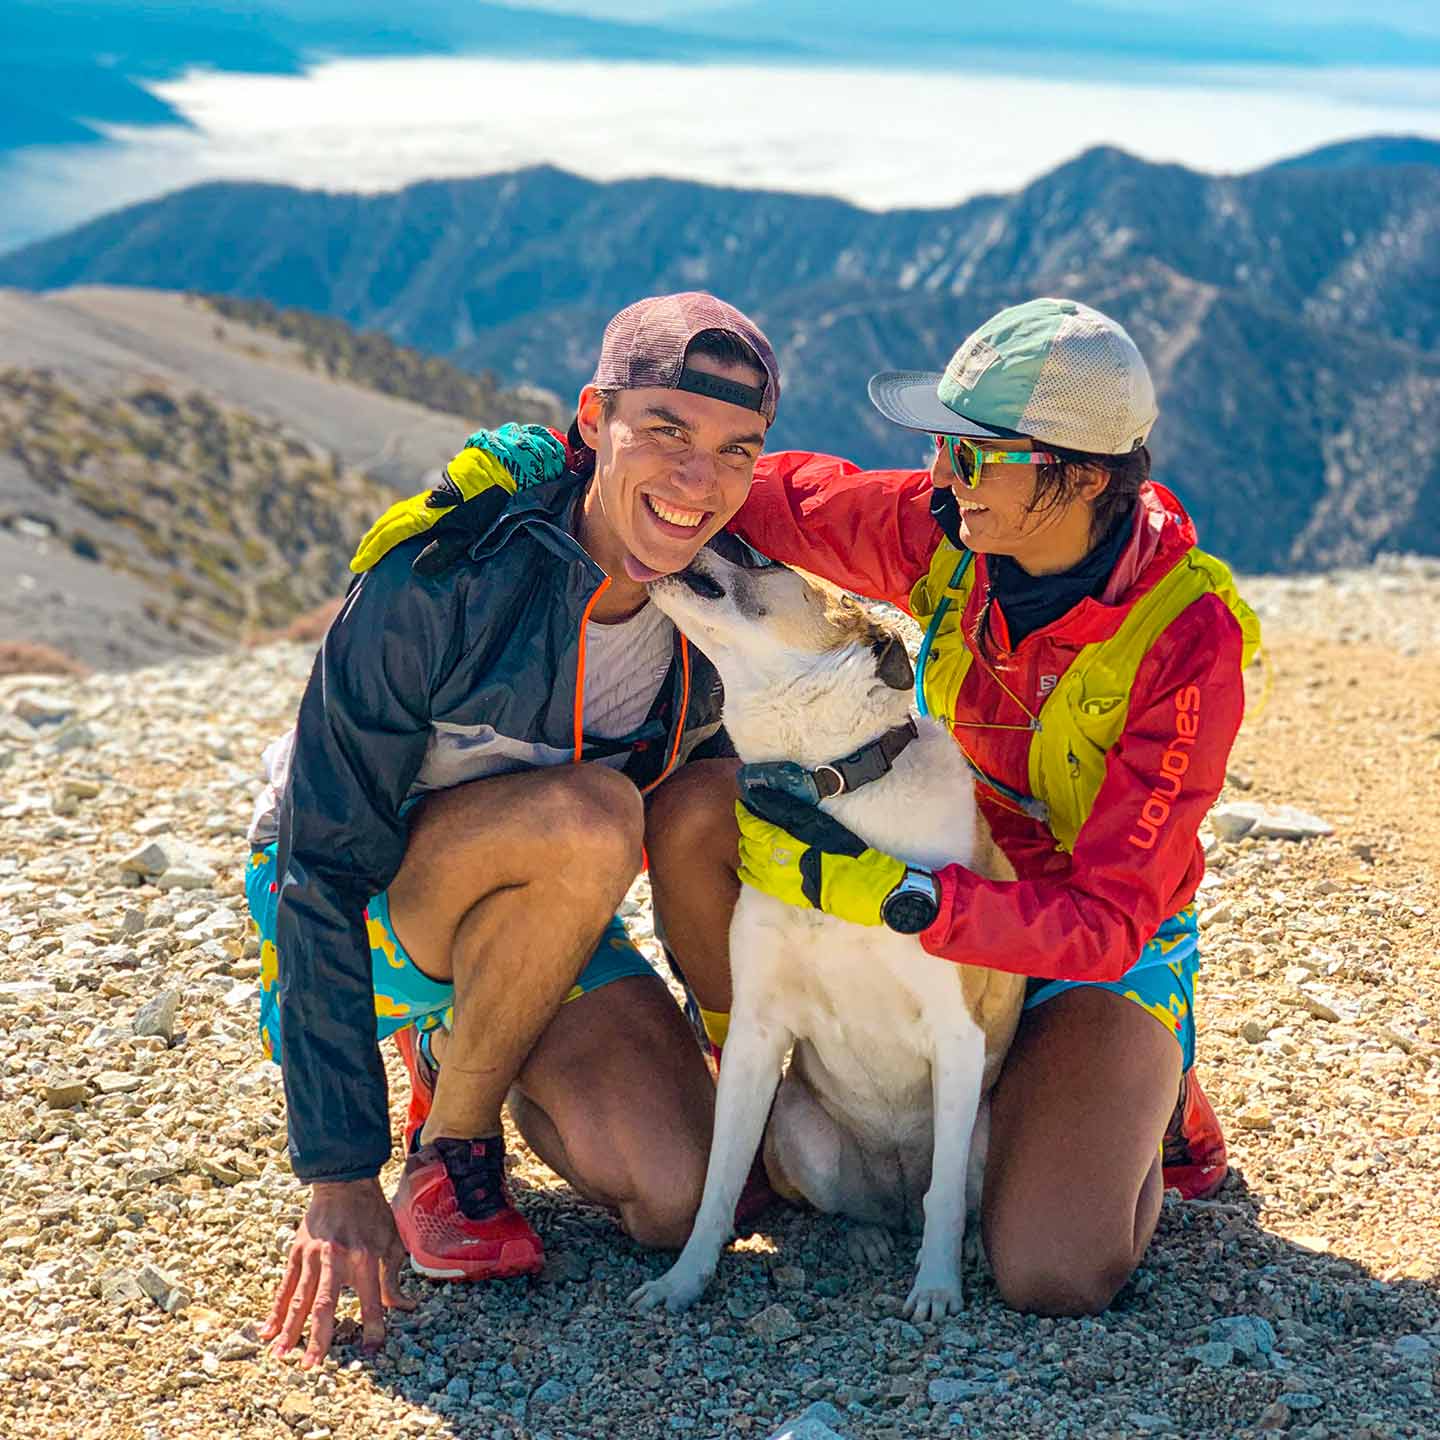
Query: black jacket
[[271, 476, 725, 1182]]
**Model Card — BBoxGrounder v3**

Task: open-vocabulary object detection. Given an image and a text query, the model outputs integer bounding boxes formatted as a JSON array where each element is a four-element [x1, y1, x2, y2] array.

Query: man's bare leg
[[645, 758, 741, 1015], [385, 764, 644, 1143], [507, 976, 715, 1248]]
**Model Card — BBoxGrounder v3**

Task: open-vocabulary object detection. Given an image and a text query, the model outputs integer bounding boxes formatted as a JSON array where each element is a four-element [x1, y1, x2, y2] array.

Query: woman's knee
[[984, 1210, 1139, 1316], [646, 759, 739, 874]]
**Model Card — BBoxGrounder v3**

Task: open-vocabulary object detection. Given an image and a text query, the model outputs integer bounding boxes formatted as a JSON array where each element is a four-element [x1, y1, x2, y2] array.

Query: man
[[243, 293, 780, 1366]]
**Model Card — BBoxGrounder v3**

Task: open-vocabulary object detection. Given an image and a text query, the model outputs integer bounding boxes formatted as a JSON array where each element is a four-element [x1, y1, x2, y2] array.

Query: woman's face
[[931, 439, 1103, 575]]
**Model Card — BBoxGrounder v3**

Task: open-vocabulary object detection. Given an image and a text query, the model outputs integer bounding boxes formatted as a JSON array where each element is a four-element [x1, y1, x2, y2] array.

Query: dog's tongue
[[623, 553, 668, 584]]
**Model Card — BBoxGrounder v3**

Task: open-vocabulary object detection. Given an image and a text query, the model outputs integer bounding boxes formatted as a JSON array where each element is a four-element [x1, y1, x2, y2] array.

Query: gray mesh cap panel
[[1017, 305, 1157, 454], [591, 291, 780, 422]]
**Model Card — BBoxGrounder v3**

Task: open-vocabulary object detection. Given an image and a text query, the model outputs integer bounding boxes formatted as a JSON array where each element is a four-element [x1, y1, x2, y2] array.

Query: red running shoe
[[1162, 1070, 1229, 1200], [391, 1134, 545, 1281], [392, 1026, 437, 1153]]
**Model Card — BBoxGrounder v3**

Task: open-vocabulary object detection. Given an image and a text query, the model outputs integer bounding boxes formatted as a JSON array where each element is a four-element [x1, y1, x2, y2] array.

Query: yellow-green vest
[[908, 538, 1261, 853]]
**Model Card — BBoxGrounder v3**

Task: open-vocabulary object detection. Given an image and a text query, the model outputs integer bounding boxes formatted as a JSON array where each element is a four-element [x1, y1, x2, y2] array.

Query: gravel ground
[[1, 558, 1438, 1440]]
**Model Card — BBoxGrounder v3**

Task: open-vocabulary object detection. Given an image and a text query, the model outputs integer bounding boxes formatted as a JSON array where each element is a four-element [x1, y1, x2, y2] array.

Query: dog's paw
[[844, 1223, 895, 1267], [628, 1267, 709, 1315], [903, 1276, 965, 1322]]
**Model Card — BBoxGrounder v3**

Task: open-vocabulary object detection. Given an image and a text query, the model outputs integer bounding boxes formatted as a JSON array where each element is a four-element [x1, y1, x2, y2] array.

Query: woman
[[719, 297, 1259, 1315]]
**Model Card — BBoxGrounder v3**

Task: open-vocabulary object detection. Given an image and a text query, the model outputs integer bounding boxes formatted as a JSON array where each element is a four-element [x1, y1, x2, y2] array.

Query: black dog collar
[[737, 718, 918, 808]]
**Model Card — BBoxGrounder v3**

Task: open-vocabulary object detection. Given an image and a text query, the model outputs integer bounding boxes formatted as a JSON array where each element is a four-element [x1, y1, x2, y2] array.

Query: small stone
[[1238, 1103, 1273, 1131], [1250, 805, 1334, 841], [1211, 802, 1265, 842], [100, 1269, 146, 1305], [773, 1264, 806, 1289], [765, 1411, 846, 1440], [94, 1070, 143, 1095], [279, 1392, 316, 1429], [134, 815, 173, 836], [44, 1078, 90, 1108], [1257, 1402, 1291, 1430], [216, 1330, 261, 1362], [1126, 1416, 1176, 1435], [132, 988, 181, 1044], [13, 692, 75, 727], [928, 1378, 992, 1403], [1276, 1392, 1324, 1411], [137, 1262, 190, 1312], [444, 1376, 471, 1404], [118, 841, 170, 879], [749, 1303, 801, 1343], [1296, 988, 1342, 1023], [1393, 1335, 1435, 1364], [198, 1156, 242, 1186], [549, 1249, 590, 1284], [1241, 1019, 1270, 1045], [1209, 1315, 1277, 1360], [531, 1378, 572, 1406], [1186, 1340, 1236, 1368]]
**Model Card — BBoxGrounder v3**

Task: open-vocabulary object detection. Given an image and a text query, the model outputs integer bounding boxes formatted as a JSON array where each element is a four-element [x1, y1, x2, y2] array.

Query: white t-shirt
[[582, 601, 676, 748]]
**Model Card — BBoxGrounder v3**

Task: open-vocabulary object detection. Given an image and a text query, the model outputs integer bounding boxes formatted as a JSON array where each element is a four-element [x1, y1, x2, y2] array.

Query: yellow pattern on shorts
[[374, 993, 413, 1019], [1122, 985, 1189, 1040], [367, 913, 406, 968], [259, 939, 279, 993]]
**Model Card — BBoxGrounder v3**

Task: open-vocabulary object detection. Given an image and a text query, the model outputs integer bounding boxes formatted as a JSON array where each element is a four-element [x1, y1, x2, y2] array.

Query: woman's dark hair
[[566, 328, 767, 474], [1029, 443, 1150, 541]]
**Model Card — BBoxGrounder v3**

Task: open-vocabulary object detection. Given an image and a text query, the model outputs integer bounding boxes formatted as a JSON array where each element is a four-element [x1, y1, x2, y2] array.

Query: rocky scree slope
[[0, 288, 558, 671], [0, 561, 1437, 1439]]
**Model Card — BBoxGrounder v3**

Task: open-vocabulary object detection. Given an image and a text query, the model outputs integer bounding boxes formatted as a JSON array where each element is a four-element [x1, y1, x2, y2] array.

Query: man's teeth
[[648, 496, 706, 528], [958, 500, 988, 512]]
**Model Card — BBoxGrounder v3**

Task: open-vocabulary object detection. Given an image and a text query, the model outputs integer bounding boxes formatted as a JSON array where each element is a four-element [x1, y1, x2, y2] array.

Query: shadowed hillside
[[5, 145, 1438, 572]]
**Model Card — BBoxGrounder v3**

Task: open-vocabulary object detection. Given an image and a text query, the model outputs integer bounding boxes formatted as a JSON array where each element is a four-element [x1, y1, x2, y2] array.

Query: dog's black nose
[[680, 568, 726, 600]]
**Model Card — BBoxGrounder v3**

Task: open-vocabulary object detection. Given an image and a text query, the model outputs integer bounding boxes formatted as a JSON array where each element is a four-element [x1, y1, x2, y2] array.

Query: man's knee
[[537, 766, 645, 884]]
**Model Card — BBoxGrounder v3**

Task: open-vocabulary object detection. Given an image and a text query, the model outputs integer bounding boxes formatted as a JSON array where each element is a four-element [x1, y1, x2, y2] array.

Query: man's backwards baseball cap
[[592, 291, 781, 425], [868, 297, 1157, 455]]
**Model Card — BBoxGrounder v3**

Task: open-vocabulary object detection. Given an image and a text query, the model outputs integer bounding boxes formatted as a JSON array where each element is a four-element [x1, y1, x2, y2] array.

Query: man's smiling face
[[577, 355, 767, 583]]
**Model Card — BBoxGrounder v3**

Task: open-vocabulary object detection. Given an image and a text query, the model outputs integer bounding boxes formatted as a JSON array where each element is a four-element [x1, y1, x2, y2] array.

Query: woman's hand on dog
[[260, 1178, 415, 1368]]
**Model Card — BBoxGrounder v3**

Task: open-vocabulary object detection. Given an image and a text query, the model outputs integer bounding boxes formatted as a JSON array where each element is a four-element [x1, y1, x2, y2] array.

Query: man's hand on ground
[[260, 1178, 415, 1368]]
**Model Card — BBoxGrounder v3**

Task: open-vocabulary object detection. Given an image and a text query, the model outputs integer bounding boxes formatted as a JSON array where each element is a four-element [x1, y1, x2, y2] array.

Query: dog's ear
[[871, 633, 914, 691]]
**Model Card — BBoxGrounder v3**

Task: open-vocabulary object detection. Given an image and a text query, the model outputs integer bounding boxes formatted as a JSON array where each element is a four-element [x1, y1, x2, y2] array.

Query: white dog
[[632, 539, 1024, 1322]]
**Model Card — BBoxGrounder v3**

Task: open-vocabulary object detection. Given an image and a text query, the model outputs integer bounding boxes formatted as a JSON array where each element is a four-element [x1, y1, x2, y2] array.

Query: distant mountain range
[[8, 0, 1440, 157], [4, 139, 1438, 574]]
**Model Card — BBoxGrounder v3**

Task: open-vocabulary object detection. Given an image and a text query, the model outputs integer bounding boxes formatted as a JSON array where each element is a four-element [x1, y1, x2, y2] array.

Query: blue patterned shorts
[[1024, 906, 1200, 1070], [244, 842, 656, 1065]]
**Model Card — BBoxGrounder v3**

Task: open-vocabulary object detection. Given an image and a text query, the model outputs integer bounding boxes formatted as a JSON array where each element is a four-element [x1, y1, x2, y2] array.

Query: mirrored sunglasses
[[933, 434, 1057, 488]]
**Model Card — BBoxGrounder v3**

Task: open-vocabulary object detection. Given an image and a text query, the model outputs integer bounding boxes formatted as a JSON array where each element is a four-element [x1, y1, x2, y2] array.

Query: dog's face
[[648, 535, 914, 741]]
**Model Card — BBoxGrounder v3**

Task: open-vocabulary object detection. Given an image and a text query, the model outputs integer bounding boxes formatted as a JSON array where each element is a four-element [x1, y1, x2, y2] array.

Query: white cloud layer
[[4, 56, 1439, 253]]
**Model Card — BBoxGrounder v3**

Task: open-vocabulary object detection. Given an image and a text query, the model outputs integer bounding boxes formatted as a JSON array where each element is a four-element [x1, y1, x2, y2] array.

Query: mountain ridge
[[2, 143, 1439, 574]]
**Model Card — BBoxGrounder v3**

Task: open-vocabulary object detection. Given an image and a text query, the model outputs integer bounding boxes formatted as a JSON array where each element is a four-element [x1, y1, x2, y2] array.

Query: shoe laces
[[432, 1135, 508, 1222]]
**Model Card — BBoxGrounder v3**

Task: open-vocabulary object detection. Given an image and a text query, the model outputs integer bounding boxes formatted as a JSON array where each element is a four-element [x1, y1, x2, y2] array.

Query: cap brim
[[867, 371, 1018, 440]]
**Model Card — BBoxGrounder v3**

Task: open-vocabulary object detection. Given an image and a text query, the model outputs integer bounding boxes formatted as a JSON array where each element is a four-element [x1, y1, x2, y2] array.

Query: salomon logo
[[1127, 686, 1201, 851]]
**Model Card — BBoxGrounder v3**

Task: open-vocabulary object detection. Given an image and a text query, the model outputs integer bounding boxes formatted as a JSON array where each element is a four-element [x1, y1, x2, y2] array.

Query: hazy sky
[[499, 0, 1440, 34]]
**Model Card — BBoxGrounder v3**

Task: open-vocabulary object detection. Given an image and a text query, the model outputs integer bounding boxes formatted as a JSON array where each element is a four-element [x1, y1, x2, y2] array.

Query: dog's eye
[[707, 532, 779, 570]]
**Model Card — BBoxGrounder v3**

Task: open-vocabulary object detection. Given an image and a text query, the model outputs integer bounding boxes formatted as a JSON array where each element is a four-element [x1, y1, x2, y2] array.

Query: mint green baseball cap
[[868, 297, 1158, 455]]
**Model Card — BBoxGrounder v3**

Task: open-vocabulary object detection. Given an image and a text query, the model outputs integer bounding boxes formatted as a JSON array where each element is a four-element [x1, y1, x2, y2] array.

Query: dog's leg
[[629, 1014, 792, 1314], [906, 1032, 986, 1321]]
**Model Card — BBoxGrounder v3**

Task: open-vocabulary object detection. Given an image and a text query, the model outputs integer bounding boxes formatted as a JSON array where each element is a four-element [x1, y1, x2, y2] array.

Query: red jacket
[[734, 452, 1247, 985]]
